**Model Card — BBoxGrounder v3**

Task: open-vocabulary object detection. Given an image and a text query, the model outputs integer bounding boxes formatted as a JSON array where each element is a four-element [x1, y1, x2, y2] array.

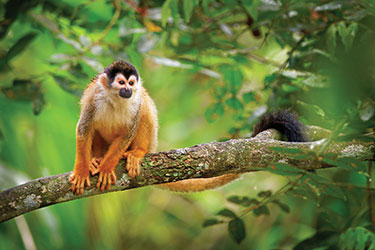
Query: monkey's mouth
[[119, 88, 132, 98]]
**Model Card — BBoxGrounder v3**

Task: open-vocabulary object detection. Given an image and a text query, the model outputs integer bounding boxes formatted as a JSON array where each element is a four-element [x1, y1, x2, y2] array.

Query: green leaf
[[281, 83, 299, 93], [242, 92, 255, 104], [213, 85, 226, 99], [315, 2, 344, 11], [217, 208, 237, 219], [170, 0, 180, 26], [339, 227, 375, 250], [264, 73, 277, 87], [253, 205, 270, 216], [183, 0, 197, 23], [294, 231, 340, 250], [2, 79, 35, 101], [327, 25, 337, 53], [266, 163, 303, 176], [6, 32, 37, 62], [321, 157, 369, 177], [228, 218, 246, 244], [257, 190, 272, 198], [69, 63, 88, 79], [224, 68, 243, 94], [204, 102, 224, 122], [306, 173, 347, 200], [227, 196, 259, 206], [202, 218, 223, 227], [225, 97, 243, 111], [240, 0, 260, 20], [201, 0, 214, 14], [301, 74, 327, 88], [337, 22, 358, 52], [272, 200, 290, 213], [280, 32, 296, 46], [52, 75, 83, 97], [216, 103, 224, 117], [297, 100, 326, 119], [161, 0, 172, 27], [1, 79, 45, 115]]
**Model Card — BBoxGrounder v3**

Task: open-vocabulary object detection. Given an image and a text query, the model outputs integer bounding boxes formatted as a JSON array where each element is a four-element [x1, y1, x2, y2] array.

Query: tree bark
[[0, 127, 374, 223]]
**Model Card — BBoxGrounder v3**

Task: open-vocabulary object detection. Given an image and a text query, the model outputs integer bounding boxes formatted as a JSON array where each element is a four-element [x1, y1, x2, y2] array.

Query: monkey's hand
[[123, 150, 144, 178], [69, 164, 90, 195], [90, 161, 117, 191], [89, 157, 103, 175]]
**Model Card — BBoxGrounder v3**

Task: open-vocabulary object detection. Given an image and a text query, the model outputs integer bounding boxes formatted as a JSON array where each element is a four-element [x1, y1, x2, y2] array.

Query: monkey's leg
[[91, 136, 132, 191], [89, 132, 108, 175], [69, 134, 93, 195]]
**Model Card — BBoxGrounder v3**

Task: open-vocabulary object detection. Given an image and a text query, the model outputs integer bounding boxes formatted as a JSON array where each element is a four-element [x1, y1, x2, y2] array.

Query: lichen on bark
[[0, 126, 374, 223]]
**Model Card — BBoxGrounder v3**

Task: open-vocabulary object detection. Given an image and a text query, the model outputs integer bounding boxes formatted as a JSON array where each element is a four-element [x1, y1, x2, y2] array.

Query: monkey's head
[[98, 60, 140, 99]]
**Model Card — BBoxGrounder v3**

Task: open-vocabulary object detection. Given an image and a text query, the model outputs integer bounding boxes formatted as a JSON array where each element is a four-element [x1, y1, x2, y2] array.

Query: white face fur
[[94, 72, 142, 139], [99, 73, 141, 100]]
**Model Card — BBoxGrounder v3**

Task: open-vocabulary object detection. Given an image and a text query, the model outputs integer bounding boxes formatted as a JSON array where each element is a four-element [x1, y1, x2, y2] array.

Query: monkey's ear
[[98, 73, 109, 88]]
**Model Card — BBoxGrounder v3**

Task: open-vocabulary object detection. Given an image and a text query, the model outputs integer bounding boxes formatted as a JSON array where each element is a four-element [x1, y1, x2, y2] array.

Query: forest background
[[0, 0, 374, 249]]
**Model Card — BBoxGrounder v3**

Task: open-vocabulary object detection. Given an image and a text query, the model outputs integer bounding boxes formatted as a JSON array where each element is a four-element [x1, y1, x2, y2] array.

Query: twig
[[368, 160, 375, 232], [240, 174, 304, 215], [258, 20, 274, 49], [95, 0, 122, 45]]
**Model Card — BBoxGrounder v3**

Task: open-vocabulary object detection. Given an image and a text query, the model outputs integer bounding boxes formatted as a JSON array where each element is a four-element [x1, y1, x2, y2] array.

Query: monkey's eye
[[129, 81, 134, 86], [119, 80, 125, 85]]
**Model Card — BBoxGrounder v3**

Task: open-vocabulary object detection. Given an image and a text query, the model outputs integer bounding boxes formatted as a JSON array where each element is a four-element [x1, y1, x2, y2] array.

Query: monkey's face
[[99, 73, 140, 99], [113, 73, 137, 99]]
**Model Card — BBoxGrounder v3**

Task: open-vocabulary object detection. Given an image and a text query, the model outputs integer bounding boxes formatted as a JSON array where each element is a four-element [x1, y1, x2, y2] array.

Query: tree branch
[[0, 127, 374, 223]]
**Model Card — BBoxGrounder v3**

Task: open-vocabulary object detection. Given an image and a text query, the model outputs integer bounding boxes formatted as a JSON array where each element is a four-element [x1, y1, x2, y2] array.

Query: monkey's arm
[[69, 105, 95, 194], [91, 135, 134, 191], [124, 96, 158, 178]]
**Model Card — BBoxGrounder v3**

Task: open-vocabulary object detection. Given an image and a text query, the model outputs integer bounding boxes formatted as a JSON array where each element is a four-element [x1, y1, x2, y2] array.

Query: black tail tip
[[252, 110, 308, 142]]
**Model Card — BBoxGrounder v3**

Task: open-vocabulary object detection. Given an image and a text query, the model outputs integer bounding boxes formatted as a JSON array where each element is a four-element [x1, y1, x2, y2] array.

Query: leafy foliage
[[0, 0, 374, 249], [339, 227, 375, 250]]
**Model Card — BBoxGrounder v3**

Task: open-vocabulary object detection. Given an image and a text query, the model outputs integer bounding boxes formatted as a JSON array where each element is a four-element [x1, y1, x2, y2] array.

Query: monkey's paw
[[89, 157, 103, 175], [69, 172, 90, 195], [95, 169, 117, 191], [124, 152, 142, 178]]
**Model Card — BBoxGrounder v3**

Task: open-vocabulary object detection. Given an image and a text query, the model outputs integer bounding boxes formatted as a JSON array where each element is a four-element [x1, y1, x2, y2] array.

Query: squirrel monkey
[[69, 60, 158, 194], [70, 60, 306, 194]]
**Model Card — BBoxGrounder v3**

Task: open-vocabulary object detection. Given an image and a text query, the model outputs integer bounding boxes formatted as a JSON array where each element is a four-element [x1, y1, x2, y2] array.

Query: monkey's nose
[[119, 88, 132, 98]]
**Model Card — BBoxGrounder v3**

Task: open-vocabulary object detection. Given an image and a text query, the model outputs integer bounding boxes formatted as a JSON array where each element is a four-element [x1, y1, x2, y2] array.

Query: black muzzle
[[119, 88, 132, 98]]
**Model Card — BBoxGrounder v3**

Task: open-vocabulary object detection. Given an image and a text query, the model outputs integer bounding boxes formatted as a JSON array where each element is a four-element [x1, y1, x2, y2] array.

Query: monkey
[[69, 60, 307, 194], [69, 60, 158, 194]]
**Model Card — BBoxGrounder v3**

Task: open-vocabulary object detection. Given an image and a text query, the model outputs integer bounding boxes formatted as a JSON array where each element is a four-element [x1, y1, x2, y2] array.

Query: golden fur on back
[[70, 60, 237, 194]]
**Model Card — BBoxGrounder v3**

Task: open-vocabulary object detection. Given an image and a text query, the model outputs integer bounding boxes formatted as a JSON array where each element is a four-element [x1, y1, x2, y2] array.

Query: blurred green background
[[0, 0, 374, 249]]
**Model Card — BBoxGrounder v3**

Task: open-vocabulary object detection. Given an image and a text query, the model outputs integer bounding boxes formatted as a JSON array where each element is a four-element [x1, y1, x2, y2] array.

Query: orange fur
[[158, 174, 240, 192], [70, 61, 158, 194], [70, 60, 239, 194]]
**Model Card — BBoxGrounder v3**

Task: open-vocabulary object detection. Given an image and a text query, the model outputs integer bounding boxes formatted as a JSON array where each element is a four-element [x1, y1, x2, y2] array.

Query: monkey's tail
[[157, 174, 240, 192], [158, 110, 306, 192], [252, 110, 308, 142]]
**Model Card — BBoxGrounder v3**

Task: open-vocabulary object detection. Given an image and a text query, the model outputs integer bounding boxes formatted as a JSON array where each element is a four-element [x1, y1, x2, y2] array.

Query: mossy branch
[[0, 126, 373, 223]]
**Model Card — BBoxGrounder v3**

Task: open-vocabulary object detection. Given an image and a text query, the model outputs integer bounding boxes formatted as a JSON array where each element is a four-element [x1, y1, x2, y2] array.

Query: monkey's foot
[[94, 169, 117, 191], [89, 157, 103, 175], [124, 152, 142, 178], [69, 172, 90, 195]]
